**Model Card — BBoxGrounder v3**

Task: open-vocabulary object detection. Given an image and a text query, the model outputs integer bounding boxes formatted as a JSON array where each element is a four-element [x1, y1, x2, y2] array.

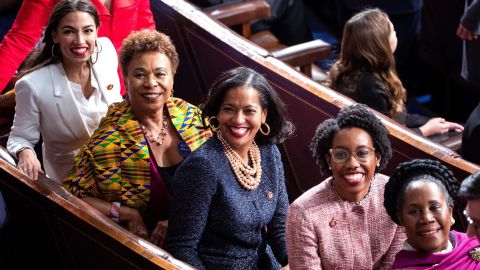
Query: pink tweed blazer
[[287, 174, 406, 270]]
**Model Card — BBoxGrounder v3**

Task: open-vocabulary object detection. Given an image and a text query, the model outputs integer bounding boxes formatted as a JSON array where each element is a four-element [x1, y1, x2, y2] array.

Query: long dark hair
[[328, 8, 406, 120], [22, 0, 100, 75]]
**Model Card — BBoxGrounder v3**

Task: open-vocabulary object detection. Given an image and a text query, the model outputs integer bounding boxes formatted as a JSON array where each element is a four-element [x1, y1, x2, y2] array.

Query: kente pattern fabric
[[64, 97, 211, 212]]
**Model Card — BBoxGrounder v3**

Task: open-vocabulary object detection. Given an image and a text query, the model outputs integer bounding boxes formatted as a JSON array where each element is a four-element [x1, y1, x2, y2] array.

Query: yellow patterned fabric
[[63, 97, 211, 212]]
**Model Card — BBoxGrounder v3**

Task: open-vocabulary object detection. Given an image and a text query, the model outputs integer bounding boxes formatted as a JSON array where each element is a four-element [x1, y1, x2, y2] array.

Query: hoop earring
[[209, 116, 220, 132], [260, 122, 270, 135], [51, 44, 58, 58], [90, 40, 102, 64], [95, 40, 102, 53]]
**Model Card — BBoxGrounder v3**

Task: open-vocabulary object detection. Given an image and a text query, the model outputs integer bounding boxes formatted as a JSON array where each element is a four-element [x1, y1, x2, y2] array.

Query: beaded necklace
[[217, 132, 262, 190], [140, 111, 168, 146]]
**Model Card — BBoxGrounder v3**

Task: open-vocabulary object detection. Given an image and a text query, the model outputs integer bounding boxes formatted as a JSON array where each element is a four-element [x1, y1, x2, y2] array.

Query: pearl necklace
[[217, 132, 262, 190], [140, 112, 168, 146]]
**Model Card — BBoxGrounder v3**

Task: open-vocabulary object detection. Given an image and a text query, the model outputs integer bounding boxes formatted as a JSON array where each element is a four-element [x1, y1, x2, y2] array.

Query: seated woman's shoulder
[[290, 178, 333, 207], [16, 64, 51, 84], [189, 136, 221, 157], [168, 97, 201, 112], [375, 173, 390, 185]]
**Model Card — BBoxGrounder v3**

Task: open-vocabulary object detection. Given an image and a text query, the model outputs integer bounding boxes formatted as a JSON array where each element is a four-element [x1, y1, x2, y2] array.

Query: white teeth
[[344, 173, 363, 181], [72, 48, 87, 53], [231, 127, 248, 135], [142, 93, 162, 100]]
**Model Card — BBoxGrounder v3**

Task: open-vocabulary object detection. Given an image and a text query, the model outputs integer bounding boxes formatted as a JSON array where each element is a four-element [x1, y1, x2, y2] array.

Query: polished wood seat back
[[202, 0, 331, 82], [151, 0, 479, 200]]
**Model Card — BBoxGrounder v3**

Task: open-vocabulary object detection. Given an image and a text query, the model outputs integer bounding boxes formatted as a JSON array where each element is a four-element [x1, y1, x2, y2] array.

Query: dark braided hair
[[310, 104, 391, 176], [384, 159, 465, 230]]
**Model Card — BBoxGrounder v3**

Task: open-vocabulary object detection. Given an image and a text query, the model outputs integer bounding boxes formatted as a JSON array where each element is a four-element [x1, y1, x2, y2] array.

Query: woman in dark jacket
[[165, 67, 294, 269]]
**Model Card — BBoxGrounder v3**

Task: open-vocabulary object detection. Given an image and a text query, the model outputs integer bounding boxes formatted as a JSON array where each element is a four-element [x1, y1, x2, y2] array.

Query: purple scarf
[[393, 231, 480, 269]]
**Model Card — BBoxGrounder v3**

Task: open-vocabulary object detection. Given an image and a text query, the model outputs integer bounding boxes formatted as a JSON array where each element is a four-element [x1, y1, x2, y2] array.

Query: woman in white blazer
[[7, 0, 122, 182]]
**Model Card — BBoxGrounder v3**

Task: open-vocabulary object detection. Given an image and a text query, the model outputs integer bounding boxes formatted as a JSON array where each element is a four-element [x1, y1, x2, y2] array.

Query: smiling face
[[399, 181, 453, 253], [52, 11, 97, 68], [125, 51, 174, 116], [217, 85, 267, 158], [326, 127, 380, 202]]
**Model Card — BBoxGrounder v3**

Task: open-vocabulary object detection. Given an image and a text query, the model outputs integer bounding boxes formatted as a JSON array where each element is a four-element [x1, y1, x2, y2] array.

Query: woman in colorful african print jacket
[[64, 30, 211, 247]]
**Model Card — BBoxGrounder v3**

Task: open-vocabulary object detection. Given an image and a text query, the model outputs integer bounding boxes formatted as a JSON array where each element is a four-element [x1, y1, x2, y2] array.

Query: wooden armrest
[[438, 132, 463, 152], [203, 0, 270, 39], [271, 39, 332, 67], [203, 0, 270, 27], [270, 39, 332, 76]]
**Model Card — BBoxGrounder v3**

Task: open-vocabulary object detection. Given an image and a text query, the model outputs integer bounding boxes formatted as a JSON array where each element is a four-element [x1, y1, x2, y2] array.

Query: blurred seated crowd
[[1, 0, 480, 269]]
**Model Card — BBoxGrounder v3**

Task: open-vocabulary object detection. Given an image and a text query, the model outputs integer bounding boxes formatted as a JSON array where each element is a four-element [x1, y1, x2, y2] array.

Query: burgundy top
[[143, 152, 178, 231]]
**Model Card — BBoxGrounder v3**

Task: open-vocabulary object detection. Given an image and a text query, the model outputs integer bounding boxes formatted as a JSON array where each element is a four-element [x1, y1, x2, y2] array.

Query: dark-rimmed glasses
[[329, 147, 375, 163]]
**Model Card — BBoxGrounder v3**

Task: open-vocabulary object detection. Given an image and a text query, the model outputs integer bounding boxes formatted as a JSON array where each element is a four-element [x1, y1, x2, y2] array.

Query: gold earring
[[209, 116, 220, 132], [260, 122, 270, 135]]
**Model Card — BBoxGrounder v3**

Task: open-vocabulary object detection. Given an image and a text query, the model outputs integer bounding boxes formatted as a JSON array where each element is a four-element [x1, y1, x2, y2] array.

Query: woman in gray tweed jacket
[[165, 67, 294, 269]]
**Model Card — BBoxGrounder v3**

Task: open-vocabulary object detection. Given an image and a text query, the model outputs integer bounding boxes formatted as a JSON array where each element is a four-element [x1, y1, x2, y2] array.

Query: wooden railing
[[0, 147, 192, 269]]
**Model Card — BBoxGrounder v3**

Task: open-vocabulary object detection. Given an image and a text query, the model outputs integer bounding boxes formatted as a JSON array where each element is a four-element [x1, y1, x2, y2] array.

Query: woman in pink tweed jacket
[[286, 104, 406, 269]]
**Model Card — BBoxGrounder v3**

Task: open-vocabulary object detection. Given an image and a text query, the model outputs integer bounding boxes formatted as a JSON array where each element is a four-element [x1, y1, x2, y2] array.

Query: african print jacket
[[63, 97, 211, 212]]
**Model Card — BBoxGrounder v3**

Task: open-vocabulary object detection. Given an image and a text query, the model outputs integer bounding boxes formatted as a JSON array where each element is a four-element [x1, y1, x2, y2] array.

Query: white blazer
[[7, 37, 122, 183]]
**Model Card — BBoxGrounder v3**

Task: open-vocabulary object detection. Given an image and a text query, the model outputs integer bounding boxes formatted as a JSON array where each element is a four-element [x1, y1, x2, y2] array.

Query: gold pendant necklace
[[217, 132, 262, 190]]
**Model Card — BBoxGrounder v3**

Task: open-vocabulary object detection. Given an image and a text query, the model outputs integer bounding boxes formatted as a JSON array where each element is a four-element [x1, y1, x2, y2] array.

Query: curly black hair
[[459, 170, 480, 200], [310, 104, 391, 176], [384, 159, 464, 230], [201, 66, 295, 145]]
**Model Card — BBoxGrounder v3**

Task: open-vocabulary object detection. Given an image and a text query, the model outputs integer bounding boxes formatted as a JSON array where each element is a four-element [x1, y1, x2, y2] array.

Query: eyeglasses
[[329, 147, 375, 163], [464, 209, 480, 230]]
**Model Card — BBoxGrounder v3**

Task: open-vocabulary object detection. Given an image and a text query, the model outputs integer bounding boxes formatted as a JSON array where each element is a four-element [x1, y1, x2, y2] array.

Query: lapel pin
[[470, 247, 480, 261], [329, 218, 337, 228]]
